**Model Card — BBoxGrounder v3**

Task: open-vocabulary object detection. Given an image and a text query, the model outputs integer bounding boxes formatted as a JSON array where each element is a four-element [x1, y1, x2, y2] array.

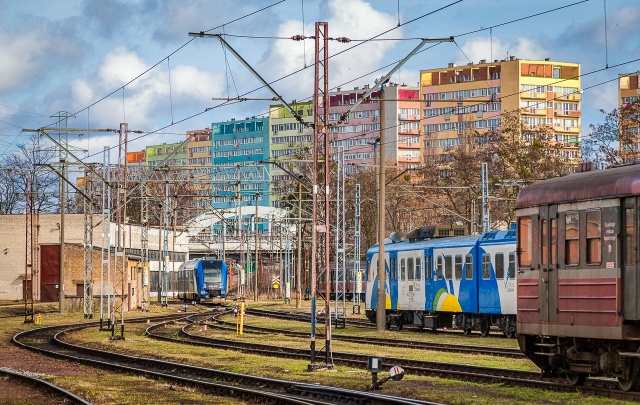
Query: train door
[[366, 252, 390, 310], [539, 205, 558, 322], [623, 198, 640, 320], [397, 250, 423, 311]]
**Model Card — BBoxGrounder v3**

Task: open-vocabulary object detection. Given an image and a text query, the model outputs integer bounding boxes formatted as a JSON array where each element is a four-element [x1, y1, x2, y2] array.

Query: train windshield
[[201, 261, 223, 282]]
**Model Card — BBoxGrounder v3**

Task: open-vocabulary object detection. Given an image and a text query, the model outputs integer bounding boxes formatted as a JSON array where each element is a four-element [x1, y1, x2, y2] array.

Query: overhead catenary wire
[[18, 0, 622, 171]]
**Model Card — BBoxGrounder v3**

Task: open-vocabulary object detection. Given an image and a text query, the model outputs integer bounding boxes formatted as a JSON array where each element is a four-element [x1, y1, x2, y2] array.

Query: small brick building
[[0, 214, 188, 312]]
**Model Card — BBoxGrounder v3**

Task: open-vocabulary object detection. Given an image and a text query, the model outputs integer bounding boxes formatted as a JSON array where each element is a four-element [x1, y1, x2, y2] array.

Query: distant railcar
[[177, 258, 227, 303], [516, 162, 640, 391], [365, 227, 517, 336]]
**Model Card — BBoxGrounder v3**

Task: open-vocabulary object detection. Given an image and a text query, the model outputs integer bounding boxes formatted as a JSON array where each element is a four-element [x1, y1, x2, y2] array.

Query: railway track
[[206, 312, 524, 358], [0, 366, 91, 404], [12, 312, 433, 405], [146, 311, 640, 402]]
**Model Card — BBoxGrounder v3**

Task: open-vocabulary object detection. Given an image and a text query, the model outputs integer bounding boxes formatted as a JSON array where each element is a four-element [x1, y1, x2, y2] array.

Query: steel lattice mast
[[100, 146, 112, 331], [353, 183, 362, 311], [83, 169, 94, 319], [24, 178, 35, 323], [111, 123, 128, 338], [310, 21, 332, 369]]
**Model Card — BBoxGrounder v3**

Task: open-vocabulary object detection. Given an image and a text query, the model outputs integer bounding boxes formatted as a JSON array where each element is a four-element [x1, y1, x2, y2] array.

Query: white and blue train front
[[365, 228, 516, 337], [178, 258, 228, 303]]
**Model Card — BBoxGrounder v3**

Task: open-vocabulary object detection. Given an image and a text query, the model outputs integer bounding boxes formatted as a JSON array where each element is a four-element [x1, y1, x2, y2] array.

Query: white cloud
[[0, 27, 53, 93], [456, 36, 549, 66], [260, 0, 399, 100], [69, 47, 225, 131]]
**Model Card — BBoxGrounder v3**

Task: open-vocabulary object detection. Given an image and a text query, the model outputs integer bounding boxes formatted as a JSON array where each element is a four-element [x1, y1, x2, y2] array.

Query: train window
[[400, 258, 406, 281], [541, 219, 547, 265], [508, 252, 516, 279], [482, 253, 491, 279], [495, 253, 504, 279], [565, 211, 579, 265], [437, 256, 443, 279], [550, 218, 557, 265], [586, 210, 602, 264], [390, 258, 397, 280], [416, 258, 422, 280], [407, 257, 415, 280], [454, 255, 463, 279], [625, 207, 635, 266], [518, 217, 532, 267], [445, 256, 452, 279], [465, 254, 473, 280]]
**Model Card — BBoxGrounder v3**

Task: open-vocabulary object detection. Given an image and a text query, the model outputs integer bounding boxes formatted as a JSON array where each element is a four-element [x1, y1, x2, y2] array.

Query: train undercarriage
[[518, 334, 640, 391], [365, 309, 516, 338]]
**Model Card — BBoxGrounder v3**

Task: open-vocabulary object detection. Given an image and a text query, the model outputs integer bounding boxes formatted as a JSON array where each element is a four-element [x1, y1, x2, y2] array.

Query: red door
[[40, 245, 60, 302]]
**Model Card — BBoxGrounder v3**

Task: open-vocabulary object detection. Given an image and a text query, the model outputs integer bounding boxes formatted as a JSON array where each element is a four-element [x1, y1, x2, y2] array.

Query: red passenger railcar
[[516, 162, 640, 391]]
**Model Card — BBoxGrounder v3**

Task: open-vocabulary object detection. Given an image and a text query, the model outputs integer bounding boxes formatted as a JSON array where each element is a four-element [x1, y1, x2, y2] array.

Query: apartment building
[[619, 72, 640, 161], [185, 129, 213, 209], [420, 57, 581, 164], [268, 101, 313, 207], [380, 84, 421, 168], [210, 117, 270, 209], [328, 85, 381, 173], [145, 141, 187, 168]]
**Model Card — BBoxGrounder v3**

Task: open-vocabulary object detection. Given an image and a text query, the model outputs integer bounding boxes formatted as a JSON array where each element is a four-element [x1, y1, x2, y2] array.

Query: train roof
[[516, 163, 640, 208], [366, 229, 515, 254]]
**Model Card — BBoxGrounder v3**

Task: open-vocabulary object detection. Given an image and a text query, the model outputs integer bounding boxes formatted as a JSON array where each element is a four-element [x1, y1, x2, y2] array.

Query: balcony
[[553, 125, 580, 133], [398, 114, 419, 120]]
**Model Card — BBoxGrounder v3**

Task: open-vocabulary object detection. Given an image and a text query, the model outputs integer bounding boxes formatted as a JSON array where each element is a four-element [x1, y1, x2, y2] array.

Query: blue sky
[[0, 0, 639, 163]]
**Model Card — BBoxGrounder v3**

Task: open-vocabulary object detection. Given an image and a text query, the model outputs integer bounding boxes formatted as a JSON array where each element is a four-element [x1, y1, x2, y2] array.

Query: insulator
[[291, 35, 305, 41], [336, 37, 351, 43]]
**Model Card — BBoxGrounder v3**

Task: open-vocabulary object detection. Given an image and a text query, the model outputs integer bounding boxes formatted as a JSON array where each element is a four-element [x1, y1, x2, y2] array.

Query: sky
[[0, 0, 639, 165]]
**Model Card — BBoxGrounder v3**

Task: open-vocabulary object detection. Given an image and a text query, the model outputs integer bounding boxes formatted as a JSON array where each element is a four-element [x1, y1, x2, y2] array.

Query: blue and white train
[[177, 258, 228, 303], [365, 227, 517, 337]]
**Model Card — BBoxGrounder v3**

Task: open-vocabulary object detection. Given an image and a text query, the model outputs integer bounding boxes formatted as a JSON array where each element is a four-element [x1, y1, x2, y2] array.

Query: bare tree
[[0, 133, 59, 214], [581, 99, 640, 167], [418, 110, 573, 231]]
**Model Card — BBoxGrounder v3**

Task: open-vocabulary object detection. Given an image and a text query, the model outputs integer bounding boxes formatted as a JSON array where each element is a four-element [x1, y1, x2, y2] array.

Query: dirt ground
[[0, 338, 105, 403]]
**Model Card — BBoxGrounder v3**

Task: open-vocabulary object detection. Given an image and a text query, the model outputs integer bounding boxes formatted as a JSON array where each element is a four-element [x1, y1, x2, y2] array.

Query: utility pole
[[254, 192, 259, 302], [161, 175, 169, 307], [376, 84, 386, 333], [24, 178, 35, 323], [481, 162, 490, 232], [353, 183, 362, 312], [296, 182, 303, 309], [310, 21, 332, 370]]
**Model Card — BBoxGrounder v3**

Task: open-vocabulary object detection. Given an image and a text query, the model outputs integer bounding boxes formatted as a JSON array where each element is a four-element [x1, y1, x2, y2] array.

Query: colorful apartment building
[[328, 85, 381, 173], [268, 101, 313, 207], [126, 150, 147, 180], [420, 57, 581, 164], [619, 72, 640, 161], [145, 141, 187, 168], [186, 129, 213, 209], [380, 84, 421, 168], [210, 117, 270, 209]]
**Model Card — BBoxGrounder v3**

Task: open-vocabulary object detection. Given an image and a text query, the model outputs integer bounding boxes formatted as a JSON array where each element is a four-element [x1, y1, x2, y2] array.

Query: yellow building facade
[[420, 57, 581, 164]]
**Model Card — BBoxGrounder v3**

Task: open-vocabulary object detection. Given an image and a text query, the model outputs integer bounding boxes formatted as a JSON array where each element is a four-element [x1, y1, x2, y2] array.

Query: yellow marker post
[[236, 302, 245, 335], [35, 313, 42, 324]]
